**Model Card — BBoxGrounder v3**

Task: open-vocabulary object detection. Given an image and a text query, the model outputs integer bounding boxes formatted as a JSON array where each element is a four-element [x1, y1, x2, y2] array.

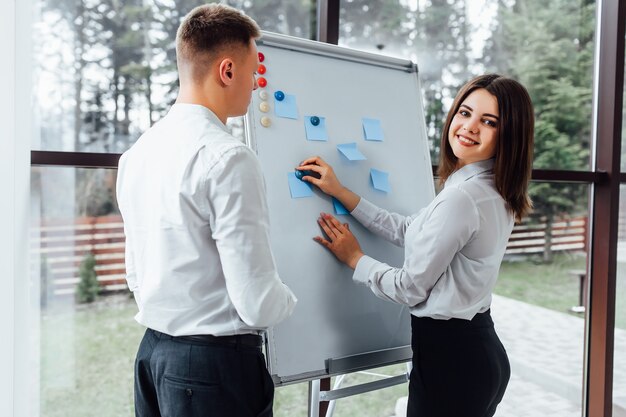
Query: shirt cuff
[[353, 255, 380, 285], [350, 198, 378, 226]]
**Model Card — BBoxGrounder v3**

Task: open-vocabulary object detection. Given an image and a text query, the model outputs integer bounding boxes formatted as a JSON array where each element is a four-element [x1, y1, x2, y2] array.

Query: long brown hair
[[437, 74, 534, 222]]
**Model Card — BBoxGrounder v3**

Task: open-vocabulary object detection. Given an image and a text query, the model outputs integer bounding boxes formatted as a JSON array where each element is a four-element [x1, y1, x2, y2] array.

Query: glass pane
[[32, 166, 143, 416], [32, 0, 315, 153], [338, 1, 595, 169], [494, 182, 589, 415]]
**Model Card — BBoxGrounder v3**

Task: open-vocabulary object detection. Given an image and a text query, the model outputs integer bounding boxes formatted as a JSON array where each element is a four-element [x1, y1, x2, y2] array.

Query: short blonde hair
[[176, 4, 260, 79]]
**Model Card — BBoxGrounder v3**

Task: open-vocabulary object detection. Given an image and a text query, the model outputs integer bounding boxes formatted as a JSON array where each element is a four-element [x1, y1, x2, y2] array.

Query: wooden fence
[[505, 216, 587, 255], [32, 214, 590, 297], [33, 215, 127, 296]]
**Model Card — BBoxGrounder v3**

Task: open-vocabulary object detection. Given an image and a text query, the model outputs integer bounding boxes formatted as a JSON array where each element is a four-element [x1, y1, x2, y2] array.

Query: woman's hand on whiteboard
[[314, 212, 364, 269], [297, 156, 343, 197]]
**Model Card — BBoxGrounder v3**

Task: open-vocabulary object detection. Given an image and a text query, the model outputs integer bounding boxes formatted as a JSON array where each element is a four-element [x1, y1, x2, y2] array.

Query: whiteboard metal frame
[[244, 31, 431, 387]]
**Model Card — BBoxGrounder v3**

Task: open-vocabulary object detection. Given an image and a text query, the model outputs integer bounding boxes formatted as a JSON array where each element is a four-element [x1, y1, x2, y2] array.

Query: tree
[[484, 0, 595, 262], [410, 0, 474, 160], [76, 252, 99, 303]]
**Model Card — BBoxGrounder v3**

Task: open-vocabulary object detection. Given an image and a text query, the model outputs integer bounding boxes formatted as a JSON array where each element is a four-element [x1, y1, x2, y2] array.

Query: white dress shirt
[[352, 159, 513, 320], [116, 103, 297, 336]]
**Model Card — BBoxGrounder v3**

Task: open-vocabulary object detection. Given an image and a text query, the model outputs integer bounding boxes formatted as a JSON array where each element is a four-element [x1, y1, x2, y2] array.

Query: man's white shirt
[[116, 103, 297, 336]]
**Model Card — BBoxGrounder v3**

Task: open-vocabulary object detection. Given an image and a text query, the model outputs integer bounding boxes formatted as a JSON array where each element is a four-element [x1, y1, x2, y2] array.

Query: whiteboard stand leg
[[309, 371, 409, 417], [308, 379, 320, 417]]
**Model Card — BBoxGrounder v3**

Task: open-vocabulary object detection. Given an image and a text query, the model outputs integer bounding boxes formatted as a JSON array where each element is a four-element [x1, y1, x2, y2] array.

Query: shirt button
[[274, 90, 285, 101], [258, 64, 266, 74], [260, 116, 271, 127], [259, 90, 268, 100], [259, 101, 270, 113], [257, 77, 267, 88], [258, 52, 265, 62], [310, 116, 320, 126]]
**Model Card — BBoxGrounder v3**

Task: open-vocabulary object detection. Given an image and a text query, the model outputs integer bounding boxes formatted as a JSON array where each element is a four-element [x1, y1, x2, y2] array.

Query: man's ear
[[219, 58, 235, 85]]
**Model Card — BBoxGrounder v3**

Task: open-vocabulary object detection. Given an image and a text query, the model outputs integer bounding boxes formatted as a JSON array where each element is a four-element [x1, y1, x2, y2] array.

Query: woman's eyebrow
[[460, 104, 499, 120]]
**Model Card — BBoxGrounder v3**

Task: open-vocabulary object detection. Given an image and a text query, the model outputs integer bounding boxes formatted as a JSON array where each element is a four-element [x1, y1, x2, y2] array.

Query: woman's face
[[448, 88, 499, 168]]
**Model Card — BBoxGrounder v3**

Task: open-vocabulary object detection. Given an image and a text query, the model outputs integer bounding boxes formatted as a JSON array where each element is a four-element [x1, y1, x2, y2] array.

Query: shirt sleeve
[[122, 225, 141, 307], [117, 154, 141, 307], [351, 198, 424, 247], [352, 187, 479, 307], [207, 146, 297, 328]]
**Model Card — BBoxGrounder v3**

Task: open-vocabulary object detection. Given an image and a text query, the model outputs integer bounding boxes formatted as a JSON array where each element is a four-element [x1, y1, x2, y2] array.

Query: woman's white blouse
[[352, 159, 514, 320]]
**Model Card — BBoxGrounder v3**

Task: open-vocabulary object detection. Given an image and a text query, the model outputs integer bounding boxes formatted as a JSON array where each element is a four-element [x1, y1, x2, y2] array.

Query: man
[[116, 4, 297, 416]]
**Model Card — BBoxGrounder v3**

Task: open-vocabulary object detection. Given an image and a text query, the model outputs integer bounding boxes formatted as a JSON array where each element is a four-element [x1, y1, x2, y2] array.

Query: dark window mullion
[[316, 0, 339, 45], [586, 0, 626, 415]]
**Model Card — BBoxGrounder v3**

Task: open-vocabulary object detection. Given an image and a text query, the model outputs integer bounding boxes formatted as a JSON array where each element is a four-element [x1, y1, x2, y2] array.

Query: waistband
[[150, 329, 263, 349], [411, 309, 494, 330]]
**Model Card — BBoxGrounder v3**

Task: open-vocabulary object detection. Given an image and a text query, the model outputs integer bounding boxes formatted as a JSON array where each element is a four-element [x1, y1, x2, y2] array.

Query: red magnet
[[258, 52, 265, 62], [258, 64, 266, 74], [257, 77, 267, 88]]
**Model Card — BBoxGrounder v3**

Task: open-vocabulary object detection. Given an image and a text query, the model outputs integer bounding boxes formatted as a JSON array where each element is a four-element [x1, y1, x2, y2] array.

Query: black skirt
[[406, 310, 510, 417]]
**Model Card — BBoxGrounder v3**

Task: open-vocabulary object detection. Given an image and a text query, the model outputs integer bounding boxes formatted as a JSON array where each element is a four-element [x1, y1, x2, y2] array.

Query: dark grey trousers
[[134, 328, 274, 417]]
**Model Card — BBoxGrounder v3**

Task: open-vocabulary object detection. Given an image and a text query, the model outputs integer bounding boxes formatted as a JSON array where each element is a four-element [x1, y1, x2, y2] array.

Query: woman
[[297, 74, 534, 417]]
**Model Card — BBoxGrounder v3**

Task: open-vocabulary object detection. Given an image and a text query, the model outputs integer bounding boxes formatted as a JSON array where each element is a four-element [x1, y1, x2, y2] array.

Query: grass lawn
[[41, 295, 143, 417], [495, 253, 626, 329], [40, 294, 406, 417], [40, 254, 625, 416]]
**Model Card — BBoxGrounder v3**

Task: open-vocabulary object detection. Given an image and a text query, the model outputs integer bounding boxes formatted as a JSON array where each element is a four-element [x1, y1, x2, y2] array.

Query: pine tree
[[76, 252, 99, 303]]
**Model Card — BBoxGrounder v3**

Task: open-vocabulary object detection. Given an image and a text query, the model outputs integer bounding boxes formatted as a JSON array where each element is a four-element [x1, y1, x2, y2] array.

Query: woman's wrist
[[348, 252, 364, 269]]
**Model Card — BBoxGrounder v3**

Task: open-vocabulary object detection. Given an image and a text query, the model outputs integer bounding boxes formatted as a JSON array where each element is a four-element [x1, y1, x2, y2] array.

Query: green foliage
[[40, 255, 53, 309], [76, 253, 100, 304], [484, 0, 595, 261]]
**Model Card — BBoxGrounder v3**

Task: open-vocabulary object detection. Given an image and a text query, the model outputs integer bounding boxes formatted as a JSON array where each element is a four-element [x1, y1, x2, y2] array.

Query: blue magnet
[[294, 168, 321, 181], [310, 116, 320, 126], [274, 90, 285, 101]]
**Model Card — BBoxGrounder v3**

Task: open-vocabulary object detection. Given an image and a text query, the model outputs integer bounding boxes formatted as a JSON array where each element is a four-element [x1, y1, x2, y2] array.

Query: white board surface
[[245, 32, 435, 384]]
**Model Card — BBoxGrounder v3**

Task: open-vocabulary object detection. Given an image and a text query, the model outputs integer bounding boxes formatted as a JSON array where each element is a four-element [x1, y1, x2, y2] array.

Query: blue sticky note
[[288, 172, 313, 198], [275, 94, 299, 119], [363, 118, 384, 141], [333, 198, 349, 215], [304, 116, 328, 141], [337, 142, 367, 161], [370, 168, 391, 193]]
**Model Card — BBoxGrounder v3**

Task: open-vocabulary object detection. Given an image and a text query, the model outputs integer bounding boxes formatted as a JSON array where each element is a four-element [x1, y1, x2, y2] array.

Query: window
[[31, 1, 316, 414], [33, 0, 315, 153]]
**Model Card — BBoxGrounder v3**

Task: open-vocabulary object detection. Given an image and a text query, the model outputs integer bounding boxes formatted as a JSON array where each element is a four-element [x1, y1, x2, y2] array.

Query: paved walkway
[[391, 294, 626, 417], [492, 295, 626, 416]]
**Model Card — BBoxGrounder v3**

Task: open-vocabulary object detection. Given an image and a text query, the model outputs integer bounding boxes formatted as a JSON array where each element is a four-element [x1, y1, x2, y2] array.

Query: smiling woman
[[296, 73, 534, 417]]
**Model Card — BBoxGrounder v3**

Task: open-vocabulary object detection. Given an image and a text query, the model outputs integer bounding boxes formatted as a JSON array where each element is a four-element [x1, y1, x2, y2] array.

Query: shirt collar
[[167, 103, 229, 133], [444, 159, 495, 189]]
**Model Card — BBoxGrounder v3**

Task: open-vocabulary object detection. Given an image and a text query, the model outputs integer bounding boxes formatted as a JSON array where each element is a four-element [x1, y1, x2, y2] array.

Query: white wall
[[0, 1, 17, 415], [1, 1, 32, 416]]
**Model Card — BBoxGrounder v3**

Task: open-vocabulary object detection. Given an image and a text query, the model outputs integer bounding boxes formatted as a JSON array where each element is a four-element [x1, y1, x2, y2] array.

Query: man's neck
[[176, 87, 228, 124]]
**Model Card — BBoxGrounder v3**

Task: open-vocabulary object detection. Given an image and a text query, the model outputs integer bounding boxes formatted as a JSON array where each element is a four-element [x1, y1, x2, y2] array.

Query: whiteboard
[[245, 32, 435, 384]]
